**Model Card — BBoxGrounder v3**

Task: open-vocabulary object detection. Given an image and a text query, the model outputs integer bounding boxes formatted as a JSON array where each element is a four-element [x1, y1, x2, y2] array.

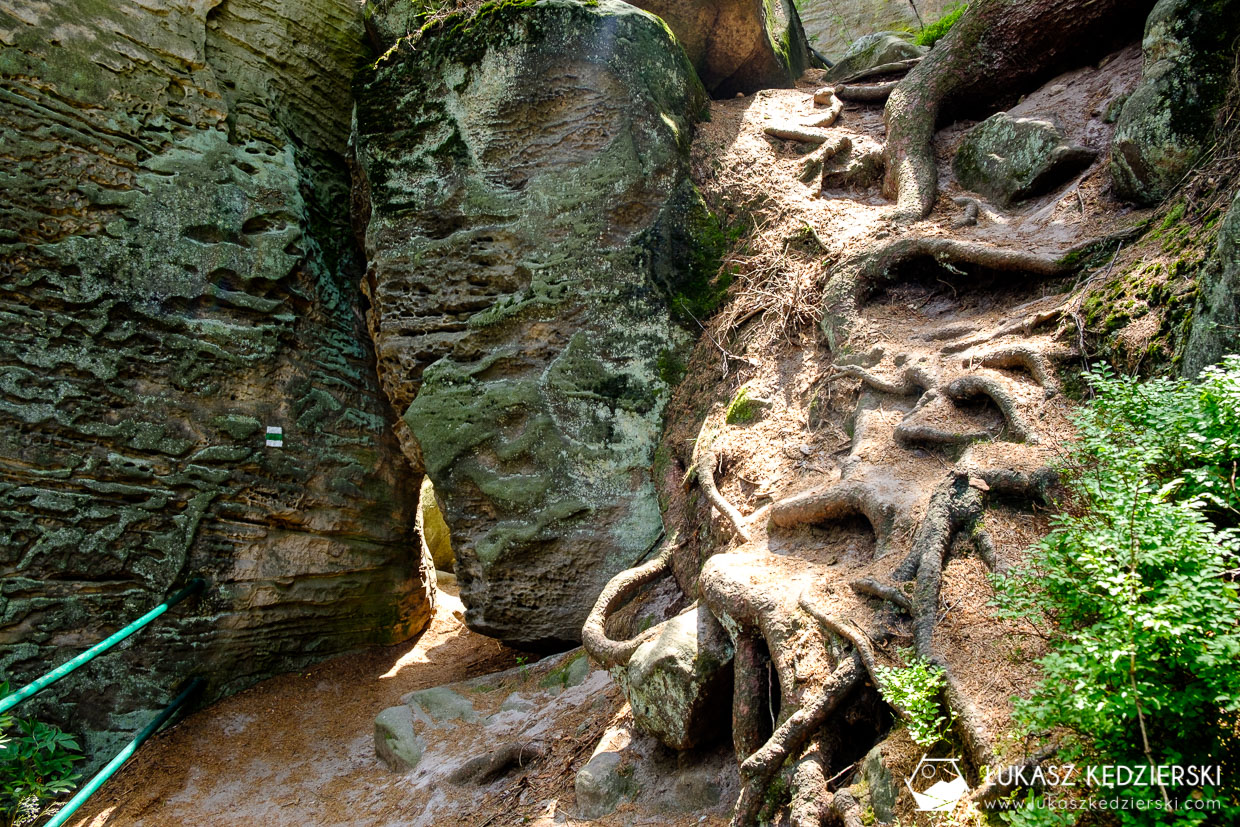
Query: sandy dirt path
[[69, 590, 519, 827]]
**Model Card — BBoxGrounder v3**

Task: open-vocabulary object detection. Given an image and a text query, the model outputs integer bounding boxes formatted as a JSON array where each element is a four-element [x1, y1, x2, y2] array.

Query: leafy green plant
[[725, 387, 759, 425], [992, 360, 1240, 824], [914, 2, 967, 47], [873, 651, 950, 747], [0, 686, 83, 827]]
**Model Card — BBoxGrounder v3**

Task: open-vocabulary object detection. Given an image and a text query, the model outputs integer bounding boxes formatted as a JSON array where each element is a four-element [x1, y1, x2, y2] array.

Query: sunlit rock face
[[353, 0, 719, 649], [0, 0, 431, 762]]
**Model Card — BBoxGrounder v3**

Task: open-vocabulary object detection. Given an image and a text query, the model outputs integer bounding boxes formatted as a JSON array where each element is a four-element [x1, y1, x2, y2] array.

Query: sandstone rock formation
[[824, 32, 925, 83], [628, 0, 811, 96], [353, 0, 719, 649], [1111, 0, 1240, 204], [1183, 190, 1240, 377], [797, 0, 955, 58], [953, 113, 1097, 205], [0, 0, 430, 762], [623, 605, 733, 750]]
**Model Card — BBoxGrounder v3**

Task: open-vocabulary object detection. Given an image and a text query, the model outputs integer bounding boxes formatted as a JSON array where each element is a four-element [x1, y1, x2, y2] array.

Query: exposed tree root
[[974, 344, 1064, 395], [945, 374, 1039, 443], [800, 595, 913, 723], [581, 541, 675, 668], [764, 124, 834, 143], [798, 136, 853, 183], [811, 88, 844, 126], [828, 789, 866, 827], [788, 736, 833, 827], [835, 81, 898, 103], [821, 148, 886, 191], [447, 741, 546, 785], [694, 440, 752, 542], [769, 480, 903, 556], [838, 58, 922, 84], [850, 577, 912, 612], [733, 654, 863, 827], [880, 0, 1152, 219], [951, 196, 980, 228]]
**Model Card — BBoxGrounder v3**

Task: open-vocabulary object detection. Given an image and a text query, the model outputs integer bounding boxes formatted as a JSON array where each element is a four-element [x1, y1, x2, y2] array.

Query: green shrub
[[992, 360, 1240, 824], [0, 687, 83, 827], [914, 3, 967, 47], [873, 651, 950, 747]]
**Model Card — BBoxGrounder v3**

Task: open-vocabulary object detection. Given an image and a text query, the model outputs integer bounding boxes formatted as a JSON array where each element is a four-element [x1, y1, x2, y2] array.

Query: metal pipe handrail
[[44, 678, 206, 827], [0, 578, 204, 714]]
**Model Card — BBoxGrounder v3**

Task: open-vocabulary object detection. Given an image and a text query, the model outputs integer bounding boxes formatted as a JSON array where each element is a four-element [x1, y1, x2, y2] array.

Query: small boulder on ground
[[952, 112, 1097, 205], [824, 32, 925, 83], [375, 705, 426, 772], [576, 750, 637, 819], [623, 605, 734, 750], [1110, 0, 1240, 204]]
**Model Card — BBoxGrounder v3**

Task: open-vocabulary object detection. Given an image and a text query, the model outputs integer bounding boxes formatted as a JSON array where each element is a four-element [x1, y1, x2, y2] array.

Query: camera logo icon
[[905, 756, 969, 812]]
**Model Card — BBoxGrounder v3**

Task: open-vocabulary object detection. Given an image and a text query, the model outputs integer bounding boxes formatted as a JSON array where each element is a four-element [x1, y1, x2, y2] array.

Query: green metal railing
[[44, 678, 205, 827], [0, 578, 204, 714]]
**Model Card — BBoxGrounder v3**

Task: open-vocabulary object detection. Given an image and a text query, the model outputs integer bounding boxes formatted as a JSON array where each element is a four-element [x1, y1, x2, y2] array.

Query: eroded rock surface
[[624, 605, 733, 750], [353, 0, 718, 648], [953, 113, 1097, 206], [629, 0, 811, 96], [1111, 0, 1240, 204], [1183, 190, 1240, 376], [0, 0, 430, 761], [824, 32, 925, 83]]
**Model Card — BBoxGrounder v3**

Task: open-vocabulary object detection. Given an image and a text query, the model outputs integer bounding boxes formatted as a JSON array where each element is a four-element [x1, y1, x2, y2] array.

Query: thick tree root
[[880, 0, 1152, 219], [447, 741, 546, 785], [765, 124, 834, 143], [838, 57, 922, 84], [951, 196, 980, 228], [581, 542, 675, 668], [694, 441, 752, 542], [850, 577, 912, 612], [945, 374, 1039, 443], [769, 480, 903, 556], [788, 736, 833, 827], [811, 88, 845, 126], [800, 596, 913, 723], [974, 344, 1064, 395], [835, 81, 899, 103], [733, 654, 863, 827], [828, 790, 866, 827], [799, 136, 853, 183]]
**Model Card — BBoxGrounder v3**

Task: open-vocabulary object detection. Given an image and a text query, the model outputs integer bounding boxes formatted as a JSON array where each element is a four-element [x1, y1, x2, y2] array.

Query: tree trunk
[[882, 0, 1155, 220]]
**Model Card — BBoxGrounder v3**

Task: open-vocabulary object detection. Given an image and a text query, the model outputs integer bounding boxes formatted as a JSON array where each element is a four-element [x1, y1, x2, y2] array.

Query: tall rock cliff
[[353, 0, 718, 649], [0, 0, 430, 759]]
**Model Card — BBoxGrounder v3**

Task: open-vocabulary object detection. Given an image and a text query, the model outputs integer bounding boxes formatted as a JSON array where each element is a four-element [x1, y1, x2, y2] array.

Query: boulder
[[629, 0, 811, 96], [576, 751, 637, 819], [953, 113, 1097, 205], [1110, 0, 1240, 204], [376, 706, 427, 772], [1183, 190, 1240, 377], [353, 0, 720, 648], [406, 687, 480, 725], [363, 0, 810, 97], [0, 0, 430, 766], [623, 606, 734, 750], [824, 32, 926, 83]]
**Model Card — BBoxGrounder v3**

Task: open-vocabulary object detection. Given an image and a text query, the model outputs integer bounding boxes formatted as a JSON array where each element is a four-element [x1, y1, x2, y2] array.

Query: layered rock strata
[[353, 0, 718, 648], [0, 0, 431, 761]]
